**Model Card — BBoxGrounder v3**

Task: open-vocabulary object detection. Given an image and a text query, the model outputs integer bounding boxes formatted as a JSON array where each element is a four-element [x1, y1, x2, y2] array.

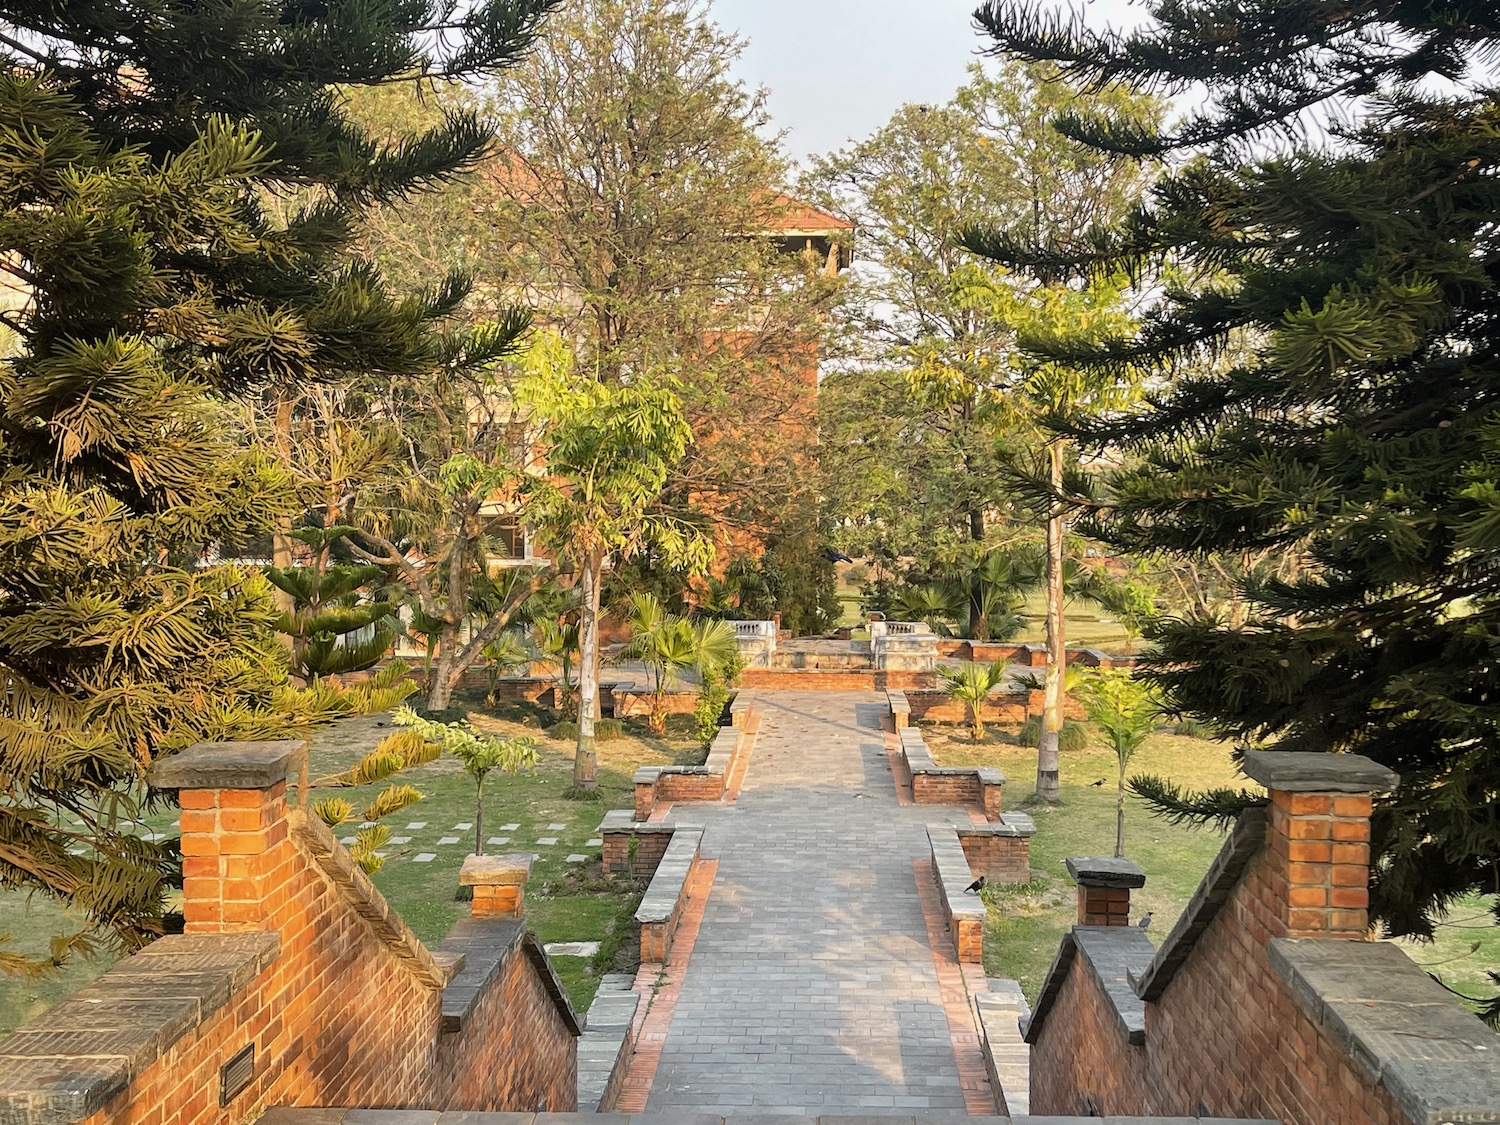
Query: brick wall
[[601, 826, 674, 876], [737, 669, 937, 691], [905, 691, 1028, 724], [958, 834, 1030, 884], [1028, 756, 1414, 1125], [21, 742, 580, 1125], [911, 772, 982, 806], [610, 688, 699, 719]]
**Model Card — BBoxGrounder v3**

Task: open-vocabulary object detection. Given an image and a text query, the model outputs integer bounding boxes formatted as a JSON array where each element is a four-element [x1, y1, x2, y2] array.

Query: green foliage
[[693, 654, 743, 749], [0, 0, 559, 971], [936, 661, 1008, 741], [393, 706, 539, 854], [1079, 671, 1160, 857], [621, 593, 738, 734], [594, 718, 625, 743], [1018, 716, 1089, 752], [971, 0, 1500, 951]]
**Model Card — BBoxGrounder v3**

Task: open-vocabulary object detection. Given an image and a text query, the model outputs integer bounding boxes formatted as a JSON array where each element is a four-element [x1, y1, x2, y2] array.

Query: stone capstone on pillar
[[1066, 856, 1147, 927], [460, 853, 534, 919]]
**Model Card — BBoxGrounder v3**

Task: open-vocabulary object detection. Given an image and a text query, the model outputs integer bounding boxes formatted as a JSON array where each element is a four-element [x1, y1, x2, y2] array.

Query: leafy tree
[[937, 661, 1009, 741], [969, 0, 1500, 992], [621, 593, 738, 734], [0, 0, 556, 973], [1079, 672, 1160, 858], [393, 706, 538, 854], [483, 0, 844, 580], [520, 342, 712, 792]]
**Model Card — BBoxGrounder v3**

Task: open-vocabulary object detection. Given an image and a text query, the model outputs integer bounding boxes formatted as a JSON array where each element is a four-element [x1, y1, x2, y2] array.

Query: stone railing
[[731, 620, 777, 667], [576, 973, 639, 1112], [927, 825, 987, 963]]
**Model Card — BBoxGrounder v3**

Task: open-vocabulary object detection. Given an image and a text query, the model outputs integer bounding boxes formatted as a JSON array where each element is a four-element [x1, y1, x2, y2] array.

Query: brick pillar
[[461, 853, 533, 919], [147, 740, 307, 934], [1066, 856, 1146, 926], [1240, 750, 1398, 939]]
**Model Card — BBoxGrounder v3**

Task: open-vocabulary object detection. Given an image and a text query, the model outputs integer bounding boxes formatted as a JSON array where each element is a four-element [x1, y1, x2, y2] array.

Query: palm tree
[[936, 659, 1009, 741], [536, 615, 581, 710], [482, 629, 540, 704], [622, 593, 738, 733], [892, 584, 965, 632], [1079, 671, 1160, 857]]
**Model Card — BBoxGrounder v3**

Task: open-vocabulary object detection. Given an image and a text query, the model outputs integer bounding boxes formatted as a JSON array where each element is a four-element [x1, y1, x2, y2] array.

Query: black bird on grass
[[1091, 778, 1105, 786], [964, 875, 986, 894], [1137, 911, 1153, 930]]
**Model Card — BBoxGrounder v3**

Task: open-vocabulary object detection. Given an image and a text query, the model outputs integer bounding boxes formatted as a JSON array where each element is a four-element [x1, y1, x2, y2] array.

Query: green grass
[[1009, 590, 1139, 650], [0, 693, 700, 1034], [926, 721, 1251, 1002], [933, 722, 1500, 1022]]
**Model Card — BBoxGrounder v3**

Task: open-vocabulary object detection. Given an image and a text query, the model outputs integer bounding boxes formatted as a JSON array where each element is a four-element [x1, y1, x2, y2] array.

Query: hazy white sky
[[710, 0, 1149, 166]]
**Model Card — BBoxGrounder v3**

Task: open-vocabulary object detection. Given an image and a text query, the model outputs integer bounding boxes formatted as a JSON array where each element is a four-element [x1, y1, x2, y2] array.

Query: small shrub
[[843, 563, 870, 587], [1173, 717, 1214, 738], [595, 718, 624, 742], [1017, 715, 1088, 750], [552, 719, 579, 742]]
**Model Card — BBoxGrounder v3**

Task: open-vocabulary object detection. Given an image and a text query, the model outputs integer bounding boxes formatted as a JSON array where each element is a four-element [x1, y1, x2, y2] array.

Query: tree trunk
[[573, 556, 601, 790], [475, 778, 485, 856], [968, 506, 987, 640], [1115, 774, 1126, 859], [1036, 438, 1067, 804], [426, 622, 462, 711]]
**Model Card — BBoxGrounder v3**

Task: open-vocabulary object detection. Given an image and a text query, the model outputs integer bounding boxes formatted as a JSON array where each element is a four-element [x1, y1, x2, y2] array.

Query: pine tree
[[0, 0, 557, 974], [966, 1, 1500, 968]]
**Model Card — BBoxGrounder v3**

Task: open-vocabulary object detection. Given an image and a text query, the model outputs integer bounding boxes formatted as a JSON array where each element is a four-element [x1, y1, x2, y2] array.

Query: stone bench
[[576, 972, 639, 1111], [901, 729, 1005, 820], [886, 688, 911, 729], [927, 824, 987, 963], [636, 827, 704, 963], [633, 726, 747, 819]]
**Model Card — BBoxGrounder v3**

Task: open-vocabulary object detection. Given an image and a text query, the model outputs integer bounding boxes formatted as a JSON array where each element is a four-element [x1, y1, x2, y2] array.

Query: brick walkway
[[639, 691, 991, 1115]]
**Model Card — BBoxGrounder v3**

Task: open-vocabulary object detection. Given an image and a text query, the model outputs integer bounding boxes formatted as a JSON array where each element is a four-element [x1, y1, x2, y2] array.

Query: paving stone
[[454, 822, 473, 830], [587, 837, 603, 846], [547, 822, 567, 829], [437, 836, 460, 845], [488, 836, 511, 846], [413, 853, 437, 863], [566, 853, 588, 863], [499, 822, 520, 831], [406, 821, 427, 829], [537, 836, 558, 845], [390, 836, 411, 844]]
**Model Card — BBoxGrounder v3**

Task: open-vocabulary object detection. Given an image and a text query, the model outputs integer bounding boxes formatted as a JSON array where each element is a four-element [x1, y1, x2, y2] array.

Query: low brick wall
[[610, 683, 699, 719], [575, 974, 638, 1112], [636, 828, 704, 964], [487, 676, 557, 706], [958, 818, 1036, 885], [0, 741, 580, 1125], [927, 825, 986, 963], [738, 668, 936, 691], [598, 809, 678, 877], [900, 728, 1004, 820], [906, 690, 1029, 724], [633, 724, 748, 820]]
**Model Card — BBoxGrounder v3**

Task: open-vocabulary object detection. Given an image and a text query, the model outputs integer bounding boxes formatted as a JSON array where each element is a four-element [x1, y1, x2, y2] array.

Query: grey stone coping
[[1240, 749, 1398, 793], [0, 932, 279, 1125], [436, 918, 580, 1037], [459, 853, 532, 887], [1131, 806, 1267, 1002], [958, 813, 1036, 839], [886, 689, 911, 713], [1023, 925, 1156, 1047], [926, 825, 985, 923], [635, 828, 703, 925], [597, 809, 680, 835], [577, 976, 640, 1111], [255, 1114, 1280, 1124], [633, 766, 664, 784], [147, 739, 307, 790], [1269, 937, 1500, 1125], [975, 766, 1005, 787], [1065, 856, 1146, 889]]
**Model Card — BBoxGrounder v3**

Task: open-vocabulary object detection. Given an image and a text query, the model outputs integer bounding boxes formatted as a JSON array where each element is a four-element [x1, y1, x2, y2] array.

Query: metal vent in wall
[[220, 1044, 255, 1106]]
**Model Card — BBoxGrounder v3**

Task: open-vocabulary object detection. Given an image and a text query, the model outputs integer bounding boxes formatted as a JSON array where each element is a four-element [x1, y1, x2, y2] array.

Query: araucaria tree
[[0, 0, 555, 974], [971, 0, 1500, 994]]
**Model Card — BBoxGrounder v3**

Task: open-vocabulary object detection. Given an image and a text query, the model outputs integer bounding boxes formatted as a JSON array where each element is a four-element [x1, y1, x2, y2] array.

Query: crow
[[964, 875, 986, 894], [822, 548, 853, 564], [1091, 778, 1105, 786], [1137, 911, 1153, 930]]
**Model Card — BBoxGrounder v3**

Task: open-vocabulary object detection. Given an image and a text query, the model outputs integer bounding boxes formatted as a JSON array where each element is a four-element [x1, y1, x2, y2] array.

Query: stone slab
[[1065, 856, 1146, 889], [147, 739, 307, 790], [1240, 750, 1398, 793]]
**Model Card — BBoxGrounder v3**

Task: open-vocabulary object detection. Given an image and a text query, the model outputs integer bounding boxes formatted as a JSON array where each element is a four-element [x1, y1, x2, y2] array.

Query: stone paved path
[[642, 691, 983, 1115]]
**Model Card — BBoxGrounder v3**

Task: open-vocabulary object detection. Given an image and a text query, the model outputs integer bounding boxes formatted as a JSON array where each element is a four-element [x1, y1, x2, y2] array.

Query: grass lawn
[[929, 720, 1500, 1023], [1009, 590, 1139, 650], [0, 691, 702, 1034]]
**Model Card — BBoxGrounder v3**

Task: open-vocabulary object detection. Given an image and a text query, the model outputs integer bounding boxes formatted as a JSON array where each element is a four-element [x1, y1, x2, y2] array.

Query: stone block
[[1240, 750, 1398, 793], [147, 740, 308, 790]]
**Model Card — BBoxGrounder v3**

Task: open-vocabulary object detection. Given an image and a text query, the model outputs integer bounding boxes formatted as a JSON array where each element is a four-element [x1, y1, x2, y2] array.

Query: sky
[[709, 0, 1149, 167]]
